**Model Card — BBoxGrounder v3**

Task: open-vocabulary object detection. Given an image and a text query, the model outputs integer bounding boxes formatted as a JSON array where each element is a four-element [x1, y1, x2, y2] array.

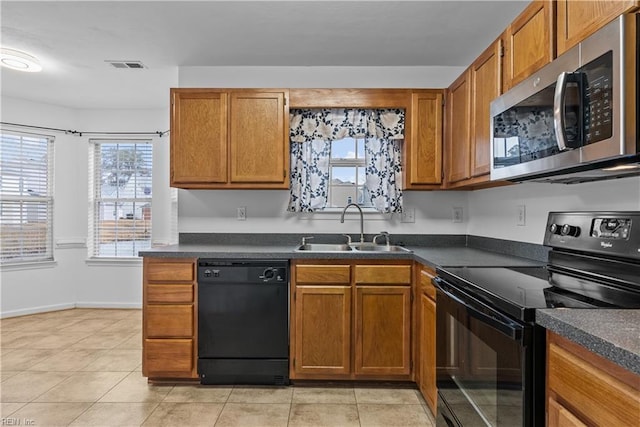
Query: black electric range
[[434, 211, 640, 427]]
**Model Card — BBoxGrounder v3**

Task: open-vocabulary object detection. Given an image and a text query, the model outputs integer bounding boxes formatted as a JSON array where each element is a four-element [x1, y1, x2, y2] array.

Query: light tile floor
[[1, 309, 435, 426]]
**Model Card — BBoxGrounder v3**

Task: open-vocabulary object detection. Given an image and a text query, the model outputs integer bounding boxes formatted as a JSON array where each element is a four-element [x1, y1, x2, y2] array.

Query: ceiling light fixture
[[0, 48, 43, 72]]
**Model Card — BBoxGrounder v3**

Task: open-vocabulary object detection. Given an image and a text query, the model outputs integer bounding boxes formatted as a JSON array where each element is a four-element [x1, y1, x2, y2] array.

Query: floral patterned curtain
[[288, 108, 404, 213]]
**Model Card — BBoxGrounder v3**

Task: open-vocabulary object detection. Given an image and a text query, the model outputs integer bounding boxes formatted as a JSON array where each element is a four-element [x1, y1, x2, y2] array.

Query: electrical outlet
[[237, 206, 247, 221], [401, 208, 415, 223], [452, 207, 463, 223], [517, 205, 526, 226]]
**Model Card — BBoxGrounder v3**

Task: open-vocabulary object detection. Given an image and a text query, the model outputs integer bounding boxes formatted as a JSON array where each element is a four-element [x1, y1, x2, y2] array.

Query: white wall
[[467, 178, 640, 244], [1, 97, 172, 317], [178, 189, 468, 235], [179, 66, 464, 89]]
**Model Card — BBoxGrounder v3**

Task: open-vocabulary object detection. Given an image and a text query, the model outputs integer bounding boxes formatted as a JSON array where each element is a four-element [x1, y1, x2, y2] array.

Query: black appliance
[[434, 211, 640, 426], [197, 259, 289, 385]]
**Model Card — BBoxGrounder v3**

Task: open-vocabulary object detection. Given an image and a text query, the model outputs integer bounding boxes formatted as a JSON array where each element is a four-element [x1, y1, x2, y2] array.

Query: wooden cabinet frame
[[290, 259, 413, 381], [142, 257, 198, 379]]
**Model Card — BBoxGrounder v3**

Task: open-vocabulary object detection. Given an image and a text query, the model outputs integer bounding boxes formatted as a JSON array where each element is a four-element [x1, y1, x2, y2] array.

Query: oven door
[[434, 277, 543, 427]]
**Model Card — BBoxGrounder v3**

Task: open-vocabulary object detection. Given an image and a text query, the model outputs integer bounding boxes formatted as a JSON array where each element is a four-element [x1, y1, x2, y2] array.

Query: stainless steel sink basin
[[296, 243, 352, 252], [351, 243, 412, 253]]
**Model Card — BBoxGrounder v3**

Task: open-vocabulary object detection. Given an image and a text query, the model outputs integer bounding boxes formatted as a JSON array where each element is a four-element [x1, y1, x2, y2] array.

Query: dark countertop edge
[[536, 309, 640, 376], [137, 245, 543, 268]]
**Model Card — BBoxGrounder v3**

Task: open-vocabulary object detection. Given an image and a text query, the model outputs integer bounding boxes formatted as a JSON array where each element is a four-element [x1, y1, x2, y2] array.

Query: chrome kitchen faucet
[[340, 203, 364, 244]]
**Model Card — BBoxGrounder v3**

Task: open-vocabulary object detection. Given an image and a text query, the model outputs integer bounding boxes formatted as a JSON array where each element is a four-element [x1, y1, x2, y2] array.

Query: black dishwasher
[[197, 259, 289, 385]]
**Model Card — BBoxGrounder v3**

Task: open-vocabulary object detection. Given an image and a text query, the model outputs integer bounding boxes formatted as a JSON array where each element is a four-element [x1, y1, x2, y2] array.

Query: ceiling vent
[[105, 60, 146, 69]]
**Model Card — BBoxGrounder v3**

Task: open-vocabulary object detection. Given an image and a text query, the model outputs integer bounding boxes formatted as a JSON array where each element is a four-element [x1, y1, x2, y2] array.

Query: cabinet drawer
[[146, 284, 194, 304], [146, 305, 193, 337], [296, 265, 351, 284], [419, 269, 436, 300], [146, 261, 194, 282], [144, 339, 194, 377], [548, 337, 640, 426], [355, 265, 412, 284]]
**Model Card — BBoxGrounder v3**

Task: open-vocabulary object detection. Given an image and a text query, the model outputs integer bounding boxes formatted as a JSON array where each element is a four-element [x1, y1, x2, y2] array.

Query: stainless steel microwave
[[490, 14, 639, 183]]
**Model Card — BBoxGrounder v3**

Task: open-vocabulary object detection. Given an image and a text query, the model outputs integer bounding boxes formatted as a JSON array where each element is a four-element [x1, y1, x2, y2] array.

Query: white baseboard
[[1, 302, 142, 318], [75, 302, 142, 309], [0, 303, 76, 319]]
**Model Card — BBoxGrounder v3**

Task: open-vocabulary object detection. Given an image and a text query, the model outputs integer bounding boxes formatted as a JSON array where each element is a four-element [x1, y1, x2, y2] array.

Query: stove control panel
[[544, 212, 640, 260], [591, 218, 631, 240]]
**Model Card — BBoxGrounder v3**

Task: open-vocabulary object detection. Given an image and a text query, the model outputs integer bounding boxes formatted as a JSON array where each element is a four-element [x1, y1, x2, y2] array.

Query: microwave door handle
[[553, 72, 570, 151]]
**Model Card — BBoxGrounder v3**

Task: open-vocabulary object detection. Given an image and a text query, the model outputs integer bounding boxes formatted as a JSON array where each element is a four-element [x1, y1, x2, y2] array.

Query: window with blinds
[[0, 131, 55, 264], [89, 140, 152, 257]]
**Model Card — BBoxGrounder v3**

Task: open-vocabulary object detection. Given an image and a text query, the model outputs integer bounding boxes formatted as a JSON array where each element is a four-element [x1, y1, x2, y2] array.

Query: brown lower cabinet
[[291, 260, 412, 381], [417, 265, 437, 416], [547, 331, 640, 426], [142, 257, 198, 379]]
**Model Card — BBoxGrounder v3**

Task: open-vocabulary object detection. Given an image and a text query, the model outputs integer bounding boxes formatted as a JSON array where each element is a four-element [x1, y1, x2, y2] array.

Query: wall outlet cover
[[401, 208, 415, 223], [517, 205, 526, 226], [237, 206, 247, 221], [452, 207, 463, 223]]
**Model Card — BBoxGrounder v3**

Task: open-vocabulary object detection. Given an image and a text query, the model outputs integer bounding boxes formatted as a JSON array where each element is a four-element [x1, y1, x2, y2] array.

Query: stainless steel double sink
[[296, 242, 412, 253]]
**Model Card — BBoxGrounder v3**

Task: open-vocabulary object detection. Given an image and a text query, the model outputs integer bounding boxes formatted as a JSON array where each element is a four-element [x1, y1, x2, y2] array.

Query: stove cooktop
[[436, 266, 619, 322]]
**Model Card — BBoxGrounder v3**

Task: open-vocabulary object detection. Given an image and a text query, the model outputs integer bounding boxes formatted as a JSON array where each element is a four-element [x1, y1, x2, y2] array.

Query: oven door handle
[[434, 278, 524, 341]]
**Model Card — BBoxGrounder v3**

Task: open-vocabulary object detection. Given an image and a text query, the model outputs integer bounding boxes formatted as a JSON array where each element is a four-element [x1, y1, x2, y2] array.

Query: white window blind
[[89, 140, 152, 257], [0, 131, 55, 264]]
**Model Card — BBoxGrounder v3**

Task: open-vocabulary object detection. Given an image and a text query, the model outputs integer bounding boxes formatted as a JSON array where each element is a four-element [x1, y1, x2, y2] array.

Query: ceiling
[[1, 1, 528, 110]]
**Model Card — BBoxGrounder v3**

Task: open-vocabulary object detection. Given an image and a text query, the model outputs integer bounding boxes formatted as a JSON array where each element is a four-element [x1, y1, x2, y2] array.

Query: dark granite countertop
[[536, 309, 640, 375], [139, 242, 544, 268]]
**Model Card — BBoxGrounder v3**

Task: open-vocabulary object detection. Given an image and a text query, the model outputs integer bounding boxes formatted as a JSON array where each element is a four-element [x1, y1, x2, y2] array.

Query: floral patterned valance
[[290, 109, 404, 143]]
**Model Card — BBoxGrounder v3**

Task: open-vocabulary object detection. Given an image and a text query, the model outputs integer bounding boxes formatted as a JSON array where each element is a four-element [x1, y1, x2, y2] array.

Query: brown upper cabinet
[[557, 0, 639, 55], [470, 39, 502, 179], [502, 0, 555, 91], [405, 90, 444, 189], [170, 88, 289, 189], [444, 70, 472, 185]]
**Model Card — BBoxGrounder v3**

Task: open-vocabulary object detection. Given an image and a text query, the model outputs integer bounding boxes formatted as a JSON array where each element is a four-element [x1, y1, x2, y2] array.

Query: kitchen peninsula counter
[[537, 309, 640, 375]]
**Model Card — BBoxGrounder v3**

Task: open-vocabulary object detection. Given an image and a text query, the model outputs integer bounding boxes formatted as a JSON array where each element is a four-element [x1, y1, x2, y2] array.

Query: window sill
[[1, 260, 58, 271], [85, 257, 143, 267]]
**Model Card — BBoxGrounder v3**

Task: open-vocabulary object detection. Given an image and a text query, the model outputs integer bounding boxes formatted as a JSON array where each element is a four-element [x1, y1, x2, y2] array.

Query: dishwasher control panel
[[198, 260, 288, 283]]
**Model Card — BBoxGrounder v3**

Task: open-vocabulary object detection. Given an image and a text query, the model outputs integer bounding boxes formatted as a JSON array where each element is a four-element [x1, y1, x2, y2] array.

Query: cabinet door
[[406, 91, 443, 187], [229, 91, 288, 186], [354, 286, 411, 377], [471, 39, 502, 178], [293, 286, 351, 377], [419, 292, 437, 415], [170, 90, 228, 185], [557, 0, 638, 55], [445, 70, 472, 184], [548, 397, 587, 427], [503, 0, 554, 91]]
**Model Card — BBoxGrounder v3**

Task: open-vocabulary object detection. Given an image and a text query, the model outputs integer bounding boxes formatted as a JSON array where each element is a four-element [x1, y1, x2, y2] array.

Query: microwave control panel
[[582, 51, 613, 144]]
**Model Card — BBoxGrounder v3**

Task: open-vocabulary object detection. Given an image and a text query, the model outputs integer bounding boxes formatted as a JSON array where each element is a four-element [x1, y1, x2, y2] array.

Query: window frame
[[326, 137, 374, 211], [88, 138, 153, 259], [0, 129, 55, 266]]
